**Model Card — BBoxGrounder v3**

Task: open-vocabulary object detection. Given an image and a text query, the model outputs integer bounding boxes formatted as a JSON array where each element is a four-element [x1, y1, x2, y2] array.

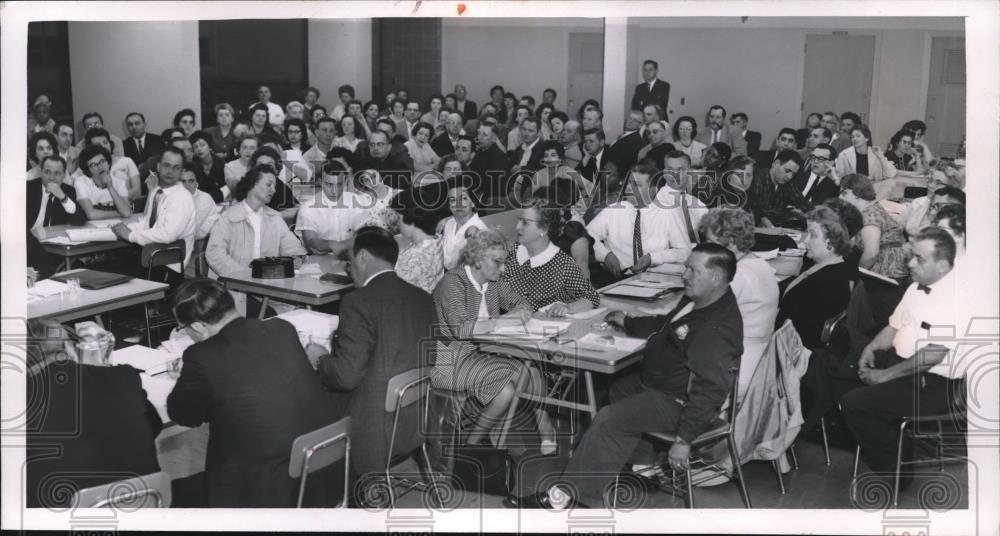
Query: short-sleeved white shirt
[[295, 190, 369, 241], [888, 265, 966, 379], [73, 174, 130, 208]]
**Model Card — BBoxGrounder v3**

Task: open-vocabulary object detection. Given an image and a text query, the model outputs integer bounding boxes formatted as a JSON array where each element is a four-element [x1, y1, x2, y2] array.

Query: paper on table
[[275, 309, 339, 349], [296, 263, 323, 275], [88, 218, 122, 228], [27, 279, 68, 298], [111, 345, 176, 375], [577, 333, 645, 352], [493, 319, 571, 337], [600, 284, 664, 299], [140, 373, 176, 423], [38, 235, 84, 245], [621, 280, 682, 290], [65, 227, 118, 242], [566, 307, 608, 320], [158, 332, 196, 359]]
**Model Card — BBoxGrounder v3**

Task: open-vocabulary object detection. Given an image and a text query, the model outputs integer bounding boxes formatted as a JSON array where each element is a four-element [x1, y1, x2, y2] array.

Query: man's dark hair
[[338, 84, 356, 98], [778, 127, 798, 139], [642, 59, 658, 69], [774, 149, 804, 168], [933, 186, 966, 205], [311, 104, 328, 117], [315, 116, 338, 129], [374, 117, 396, 132], [813, 127, 833, 141], [932, 204, 965, 237], [490, 85, 505, 95], [914, 226, 956, 267], [172, 278, 236, 326], [708, 105, 727, 118], [81, 111, 104, 125], [731, 112, 748, 122], [456, 134, 475, 148], [583, 128, 606, 142], [40, 155, 67, 172], [663, 150, 692, 166], [160, 128, 183, 146], [543, 88, 557, 99], [352, 225, 399, 264], [257, 132, 284, 148], [125, 111, 146, 123], [841, 112, 862, 125], [84, 128, 113, 148], [520, 116, 541, 130], [160, 145, 187, 165], [692, 242, 737, 282], [823, 111, 840, 121]]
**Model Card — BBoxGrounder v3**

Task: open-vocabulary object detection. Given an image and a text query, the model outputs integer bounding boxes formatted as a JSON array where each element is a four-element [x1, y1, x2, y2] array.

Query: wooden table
[[27, 269, 169, 326], [474, 271, 686, 447], [218, 254, 353, 319], [34, 216, 141, 271]]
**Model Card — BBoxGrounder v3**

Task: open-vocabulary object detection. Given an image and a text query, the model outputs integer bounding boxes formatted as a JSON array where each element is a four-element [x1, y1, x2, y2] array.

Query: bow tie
[[917, 284, 932, 294]]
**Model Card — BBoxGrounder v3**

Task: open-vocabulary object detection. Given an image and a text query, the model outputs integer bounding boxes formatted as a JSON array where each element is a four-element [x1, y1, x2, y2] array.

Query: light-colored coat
[[205, 202, 306, 277], [835, 146, 897, 182]]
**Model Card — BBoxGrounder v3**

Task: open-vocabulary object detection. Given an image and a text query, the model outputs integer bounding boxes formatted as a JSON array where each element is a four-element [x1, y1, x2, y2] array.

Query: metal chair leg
[[788, 444, 799, 470], [144, 304, 153, 345], [727, 436, 751, 508], [850, 444, 861, 484], [771, 460, 786, 494], [421, 443, 445, 508], [684, 465, 694, 509], [820, 417, 831, 466], [893, 420, 909, 508]]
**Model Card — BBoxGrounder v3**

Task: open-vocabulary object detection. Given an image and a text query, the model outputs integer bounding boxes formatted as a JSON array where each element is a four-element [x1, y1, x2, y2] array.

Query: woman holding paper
[[431, 228, 557, 452]]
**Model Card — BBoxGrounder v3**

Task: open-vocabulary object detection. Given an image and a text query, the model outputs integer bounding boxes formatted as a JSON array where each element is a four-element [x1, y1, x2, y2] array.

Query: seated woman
[[27, 131, 58, 182], [173, 108, 197, 137], [885, 128, 926, 176], [204, 103, 238, 160], [73, 144, 133, 220], [777, 205, 855, 350], [822, 197, 865, 278], [250, 146, 300, 223], [514, 140, 592, 202], [698, 208, 779, 396], [431, 228, 556, 452], [838, 173, 909, 281], [72, 128, 142, 200], [354, 169, 402, 235], [332, 114, 362, 153], [395, 205, 445, 294], [534, 182, 592, 280], [25, 318, 162, 508], [421, 94, 445, 133], [834, 124, 897, 195], [900, 160, 965, 238], [224, 135, 258, 194], [440, 182, 489, 270], [405, 121, 441, 173], [671, 116, 708, 168], [206, 164, 306, 278], [502, 196, 601, 316], [190, 130, 226, 202]]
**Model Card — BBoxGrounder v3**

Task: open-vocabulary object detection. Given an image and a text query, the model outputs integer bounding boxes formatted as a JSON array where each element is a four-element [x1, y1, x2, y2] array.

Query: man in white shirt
[[841, 227, 967, 476], [654, 152, 709, 254], [302, 117, 338, 176], [112, 147, 196, 275], [296, 161, 368, 256], [588, 163, 691, 279], [250, 85, 285, 128]]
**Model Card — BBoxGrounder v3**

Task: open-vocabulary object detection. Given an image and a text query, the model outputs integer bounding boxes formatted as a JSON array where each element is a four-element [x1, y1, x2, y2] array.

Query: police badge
[[675, 324, 689, 340]]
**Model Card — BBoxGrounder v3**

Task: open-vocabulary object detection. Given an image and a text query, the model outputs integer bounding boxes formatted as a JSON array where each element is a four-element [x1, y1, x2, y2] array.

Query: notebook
[[65, 227, 118, 242], [601, 283, 677, 300], [51, 270, 132, 290]]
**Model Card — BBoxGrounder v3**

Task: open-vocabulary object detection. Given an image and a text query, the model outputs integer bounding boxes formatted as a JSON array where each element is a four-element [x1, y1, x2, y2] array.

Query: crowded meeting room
[[9, 6, 999, 527]]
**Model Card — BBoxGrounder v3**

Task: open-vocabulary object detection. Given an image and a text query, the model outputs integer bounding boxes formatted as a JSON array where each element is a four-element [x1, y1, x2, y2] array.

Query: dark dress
[[26, 362, 162, 508], [196, 156, 226, 202], [777, 261, 854, 350], [854, 149, 869, 176]]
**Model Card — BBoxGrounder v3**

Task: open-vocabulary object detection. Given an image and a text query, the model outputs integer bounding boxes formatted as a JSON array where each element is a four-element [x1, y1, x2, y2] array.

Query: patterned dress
[[396, 237, 444, 294], [431, 267, 533, 404], [862, 202, 909, 278], [501, 243, 601, 311], [360, 187, 401, 235]]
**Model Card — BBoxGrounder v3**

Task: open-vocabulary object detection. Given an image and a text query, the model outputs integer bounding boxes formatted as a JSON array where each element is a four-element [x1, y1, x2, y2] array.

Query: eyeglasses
[[810, 155, 832, 162], [87, 157, 109, 169]]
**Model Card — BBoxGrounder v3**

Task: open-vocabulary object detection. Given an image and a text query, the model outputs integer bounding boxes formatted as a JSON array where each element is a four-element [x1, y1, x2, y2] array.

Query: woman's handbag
[[448, 444, 513, 497]]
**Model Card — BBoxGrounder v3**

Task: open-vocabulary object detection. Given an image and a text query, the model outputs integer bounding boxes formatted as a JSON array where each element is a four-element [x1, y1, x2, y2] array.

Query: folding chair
[[288, 416, 351, 508], [72, 472, 171, 508], [384, 369, 444, 508], [140, 240, 186, 344], [851, 378, 967, 508], [644, 366, 752, 509]]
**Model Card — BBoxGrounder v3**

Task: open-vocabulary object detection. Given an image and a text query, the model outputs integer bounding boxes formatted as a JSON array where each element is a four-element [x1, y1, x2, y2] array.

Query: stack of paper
[[493, 319, 571, 339], [65, 227, 118, 242], [88, 218, 122, 228], [27, 279, 68, 301], [38, 236, 84, 245], [110, 345, 176, 375], [296, 263, 323, 275], [601, 284, 671, 299], [577, 333, 645, 352], [275, 309, 339, 350], [158, 332, 196, 359]]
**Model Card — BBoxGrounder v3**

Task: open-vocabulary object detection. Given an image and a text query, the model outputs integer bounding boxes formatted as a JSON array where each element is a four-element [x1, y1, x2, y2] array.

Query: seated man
[[296, 161, 368, 256], [167, 279, 341, 507], [512, 244, 744, 509], [655, 151, 710, 253], [587, 163, 691, 280], [305, 226, 435, 502], [746, 149, 808, 228], [358, 130, 414, 190], [181, 164, 219, 277], [794, 143, 840, 206], [840, 228, 966, 481], [111, 147, 196, 276], [26, 318, 162, 508], [470, 122, 512, 201], [27, 155, 82, 229]]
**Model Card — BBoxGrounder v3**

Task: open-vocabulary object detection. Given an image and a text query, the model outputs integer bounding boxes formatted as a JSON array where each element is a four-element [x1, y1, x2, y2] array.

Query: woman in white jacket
[[835, 123, 897, 197]]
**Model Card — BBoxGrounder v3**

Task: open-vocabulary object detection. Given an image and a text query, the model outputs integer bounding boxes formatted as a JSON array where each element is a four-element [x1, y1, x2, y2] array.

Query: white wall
[[630, 17, 963, 147], [68, 21, 201, 139], [308, 19, 373, 105], [441, 18, 603, 111]]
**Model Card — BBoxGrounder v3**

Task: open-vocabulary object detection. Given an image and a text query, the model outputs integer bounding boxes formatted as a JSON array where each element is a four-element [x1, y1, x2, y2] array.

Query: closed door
[[801, 35, 876, 125], [567, 32, 604, 113], [924, 37, 965, 158]]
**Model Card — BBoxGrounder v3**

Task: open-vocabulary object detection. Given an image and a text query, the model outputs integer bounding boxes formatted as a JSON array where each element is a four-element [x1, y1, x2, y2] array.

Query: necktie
[[632, 208, 644, 264], [681, 194, 697, 243], [137, 137, 143, 154], [713, 130, 719, 143], [43, 193, 56, 227], [148, 189, 164, 228], [917, 284, 932, 294]]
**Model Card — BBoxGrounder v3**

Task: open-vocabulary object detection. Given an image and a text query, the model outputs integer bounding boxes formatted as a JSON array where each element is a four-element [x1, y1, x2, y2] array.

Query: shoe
[[539, 439, 558, 456], [503, 489, 586, 510]]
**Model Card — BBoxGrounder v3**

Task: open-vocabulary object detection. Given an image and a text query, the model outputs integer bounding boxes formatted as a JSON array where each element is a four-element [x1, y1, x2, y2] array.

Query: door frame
[[800, 32, 880, 130]]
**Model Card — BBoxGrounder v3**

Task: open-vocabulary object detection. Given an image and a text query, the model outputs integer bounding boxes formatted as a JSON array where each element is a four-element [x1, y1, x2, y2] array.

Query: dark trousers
[[561, 372, 683, 507], [839, 352, 961, 472]]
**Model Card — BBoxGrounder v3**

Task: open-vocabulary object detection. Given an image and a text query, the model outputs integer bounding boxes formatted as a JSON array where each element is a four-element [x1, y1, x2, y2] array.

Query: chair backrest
[[385, 368, 429, 413], [141, 240, 186, 269], [288, 416, 351, 479], [72, 472, 171, 508], [192, 238, 209, 277]]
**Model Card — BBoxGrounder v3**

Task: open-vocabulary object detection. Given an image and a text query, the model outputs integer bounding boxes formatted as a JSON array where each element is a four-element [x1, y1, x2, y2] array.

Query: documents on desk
[[491, 318, 571, 339], [140, 373, 176, 424], [295, 262, 323, 276], [27, 279, 68, 301], [87, 218, 123, 228], [577, 332, 645, 353], [65, 227, 118, 242], [275, 309, 339, 350], [111, 345, 177, 375]]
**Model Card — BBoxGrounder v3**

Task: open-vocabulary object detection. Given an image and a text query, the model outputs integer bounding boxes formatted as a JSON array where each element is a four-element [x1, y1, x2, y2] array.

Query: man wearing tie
[[696, 105, 731, 147], [656, 151, 709, 251], [27, 156, 82, 229], [631, 59, 671, 113], [112, 146, 196, 278], [795, 144, 841, 206], [587, 163, 693, 280], [123, 112, 162, 165], [576, 128, 607, 186]]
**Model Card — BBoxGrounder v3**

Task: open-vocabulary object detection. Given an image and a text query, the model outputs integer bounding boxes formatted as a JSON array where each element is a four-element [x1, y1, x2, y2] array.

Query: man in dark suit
[[630, 59, 671, 114], [123, 112, 162, 165], [577, 128, 607, 186], [729, 112, 762, 158], [27, 155, 83, 229], [794, 143, 841, 206], [606, 110, 645, 173], [167, 280, 342, 507], [508, 116, 545, 175], [471, 122, 512, 202], [357, 130, 413, 190], [754, 128, 799, 170], [306, 226, 434, 503], [454, 84, 477, 123], [26, 318, 162, 508], [431, 112, 464, 157]]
